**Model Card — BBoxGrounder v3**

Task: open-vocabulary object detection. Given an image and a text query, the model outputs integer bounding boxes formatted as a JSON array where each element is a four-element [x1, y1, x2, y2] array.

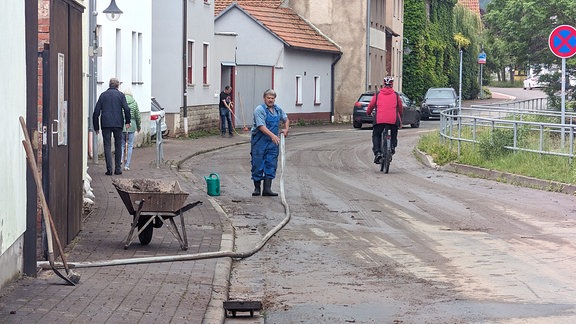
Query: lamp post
[[103, 0, 123, 21], [88, 0, 123, 163]]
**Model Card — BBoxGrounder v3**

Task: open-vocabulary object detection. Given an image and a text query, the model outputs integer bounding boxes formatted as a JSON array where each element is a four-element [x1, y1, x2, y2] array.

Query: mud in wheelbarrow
[[112, 178, 202, 250]]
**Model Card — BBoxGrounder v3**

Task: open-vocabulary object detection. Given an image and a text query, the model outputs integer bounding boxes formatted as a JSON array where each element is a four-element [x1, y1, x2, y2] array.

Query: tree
[[483, 0, 576, 71]]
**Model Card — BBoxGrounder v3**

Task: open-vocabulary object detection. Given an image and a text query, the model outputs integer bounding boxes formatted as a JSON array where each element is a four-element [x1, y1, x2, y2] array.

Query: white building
[[152, 0, 234, 134], [0, 0, 28, 289], [215, 3, 341, 124]]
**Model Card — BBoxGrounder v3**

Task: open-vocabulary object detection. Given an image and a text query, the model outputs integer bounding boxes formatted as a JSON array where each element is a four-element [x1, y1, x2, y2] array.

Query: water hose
[[40, 134, 289, 270]]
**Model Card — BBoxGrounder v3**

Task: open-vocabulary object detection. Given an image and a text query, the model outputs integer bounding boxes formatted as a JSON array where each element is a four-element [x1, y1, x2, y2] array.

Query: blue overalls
[[251, 105, 281, 181]]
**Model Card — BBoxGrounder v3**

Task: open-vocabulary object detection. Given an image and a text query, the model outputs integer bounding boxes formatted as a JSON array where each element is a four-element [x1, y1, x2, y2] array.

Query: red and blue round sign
[[549, 25, 576, 59]]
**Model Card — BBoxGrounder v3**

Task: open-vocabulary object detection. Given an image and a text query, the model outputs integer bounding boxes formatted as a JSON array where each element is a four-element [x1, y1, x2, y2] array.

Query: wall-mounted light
[[403, 38, 412, 55], [103, 0, 123, 21]]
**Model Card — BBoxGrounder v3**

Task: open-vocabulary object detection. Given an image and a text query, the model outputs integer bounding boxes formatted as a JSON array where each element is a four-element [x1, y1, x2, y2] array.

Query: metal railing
[[439, 98, 576, 162]]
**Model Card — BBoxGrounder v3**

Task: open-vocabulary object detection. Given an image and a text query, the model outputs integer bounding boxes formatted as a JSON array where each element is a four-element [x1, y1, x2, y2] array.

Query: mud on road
[[184, 125, 576, 323]]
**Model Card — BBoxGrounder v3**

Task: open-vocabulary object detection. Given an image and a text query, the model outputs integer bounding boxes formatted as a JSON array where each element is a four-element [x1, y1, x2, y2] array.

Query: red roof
[[215, 1, 340, 54]]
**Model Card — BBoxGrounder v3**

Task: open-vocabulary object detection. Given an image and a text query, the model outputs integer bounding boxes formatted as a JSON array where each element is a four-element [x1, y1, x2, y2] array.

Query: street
[[182, 88, 576, 323]]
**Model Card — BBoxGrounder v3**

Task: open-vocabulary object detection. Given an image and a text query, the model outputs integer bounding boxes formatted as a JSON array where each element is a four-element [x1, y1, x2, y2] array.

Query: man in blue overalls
[[251, 89, 290, 196]]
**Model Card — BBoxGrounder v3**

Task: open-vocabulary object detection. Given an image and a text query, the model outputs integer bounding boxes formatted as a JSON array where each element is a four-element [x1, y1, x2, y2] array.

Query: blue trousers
[[251, 136, 279, 181], [220, 109, 233, 135]]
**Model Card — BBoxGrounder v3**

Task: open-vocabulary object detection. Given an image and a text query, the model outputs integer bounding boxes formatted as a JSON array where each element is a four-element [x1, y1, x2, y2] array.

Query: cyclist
[[366, 76, 403, 164]]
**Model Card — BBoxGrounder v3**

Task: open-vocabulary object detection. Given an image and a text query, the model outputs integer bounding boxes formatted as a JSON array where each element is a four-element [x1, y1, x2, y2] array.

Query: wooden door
[[41, 0, 84, 249]]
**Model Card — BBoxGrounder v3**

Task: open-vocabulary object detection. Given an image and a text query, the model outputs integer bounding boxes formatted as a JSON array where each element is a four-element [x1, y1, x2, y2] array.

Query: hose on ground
[[39, 134, 289, 270]]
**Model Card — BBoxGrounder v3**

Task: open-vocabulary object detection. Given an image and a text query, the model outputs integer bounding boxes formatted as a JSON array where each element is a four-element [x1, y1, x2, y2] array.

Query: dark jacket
[[93, 87, 131, 131]]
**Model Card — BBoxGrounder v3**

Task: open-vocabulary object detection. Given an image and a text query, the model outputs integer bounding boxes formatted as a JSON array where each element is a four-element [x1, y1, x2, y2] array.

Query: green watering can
[[204, 173, 220, 196]]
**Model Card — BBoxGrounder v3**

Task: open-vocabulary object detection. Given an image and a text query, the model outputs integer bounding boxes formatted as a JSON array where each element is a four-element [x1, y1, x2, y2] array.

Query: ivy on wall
[[403, 0, 482, 102]]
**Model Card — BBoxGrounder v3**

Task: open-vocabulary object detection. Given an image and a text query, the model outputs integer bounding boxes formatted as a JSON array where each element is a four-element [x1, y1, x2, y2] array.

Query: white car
[[150, 97, 168, 138], [523, 76, 545, 90]]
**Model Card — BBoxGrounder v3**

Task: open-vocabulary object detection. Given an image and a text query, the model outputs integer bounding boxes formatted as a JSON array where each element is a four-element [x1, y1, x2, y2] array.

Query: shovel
[[19, 116, 80, 285]]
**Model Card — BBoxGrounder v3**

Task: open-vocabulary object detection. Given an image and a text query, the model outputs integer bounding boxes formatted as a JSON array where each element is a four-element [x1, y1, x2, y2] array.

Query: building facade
[[0, 0, 29, 290], [215, 3, 341, 124], [286, 0, 404, 122]]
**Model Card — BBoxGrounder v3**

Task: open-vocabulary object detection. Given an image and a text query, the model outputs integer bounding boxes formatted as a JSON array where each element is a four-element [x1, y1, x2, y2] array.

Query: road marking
[[310, 227, 338, 240]]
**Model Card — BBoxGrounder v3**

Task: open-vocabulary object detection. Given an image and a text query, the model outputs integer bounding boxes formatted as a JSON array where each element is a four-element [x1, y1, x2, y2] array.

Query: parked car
[[352, 91, 421, 129], [150, 97, 168, 138], [420, 87, 458, 120], [523, 75, 546, 90]]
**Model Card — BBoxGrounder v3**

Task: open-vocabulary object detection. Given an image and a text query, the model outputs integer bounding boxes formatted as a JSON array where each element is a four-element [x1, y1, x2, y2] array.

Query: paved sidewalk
[[0, 132, 252, 324]]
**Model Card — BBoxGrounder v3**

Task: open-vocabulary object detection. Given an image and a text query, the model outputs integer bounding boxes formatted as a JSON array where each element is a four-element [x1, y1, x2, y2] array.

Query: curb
[[414, 148, 576, 195], [202, 196, 234, 324]]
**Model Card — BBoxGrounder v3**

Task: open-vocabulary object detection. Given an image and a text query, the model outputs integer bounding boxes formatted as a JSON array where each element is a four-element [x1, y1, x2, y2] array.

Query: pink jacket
[[366, 87, 403, 125]]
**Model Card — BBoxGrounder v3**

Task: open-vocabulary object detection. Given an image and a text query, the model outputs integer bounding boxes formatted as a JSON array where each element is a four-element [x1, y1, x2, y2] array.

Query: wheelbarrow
[[112, 179, 202, 250]]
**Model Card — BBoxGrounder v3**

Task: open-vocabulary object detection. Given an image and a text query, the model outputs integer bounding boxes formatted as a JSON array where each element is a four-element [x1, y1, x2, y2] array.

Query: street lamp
[[103, 0, 123, 21], [403, 38, 412, 55]]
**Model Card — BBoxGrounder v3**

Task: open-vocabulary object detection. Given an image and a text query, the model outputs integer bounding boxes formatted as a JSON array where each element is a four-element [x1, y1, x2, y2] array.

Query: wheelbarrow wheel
[[137, 216, 153, 245]]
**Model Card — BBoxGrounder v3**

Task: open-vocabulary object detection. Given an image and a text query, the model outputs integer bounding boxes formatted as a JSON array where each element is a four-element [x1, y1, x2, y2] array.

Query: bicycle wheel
[[383, 136, 391, 173], [380, 130, 387, 172]]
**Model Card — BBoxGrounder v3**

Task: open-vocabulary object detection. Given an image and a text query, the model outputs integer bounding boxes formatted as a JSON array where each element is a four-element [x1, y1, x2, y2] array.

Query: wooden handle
[[19, 116, 70, 272]]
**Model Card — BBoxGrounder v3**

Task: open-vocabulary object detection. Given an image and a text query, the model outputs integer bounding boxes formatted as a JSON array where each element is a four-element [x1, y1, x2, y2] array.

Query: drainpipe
[[331, 53, 342, 123], [182, 0, 188, 134], [89, 0, 98, 163], [366, 0, 371, 91]]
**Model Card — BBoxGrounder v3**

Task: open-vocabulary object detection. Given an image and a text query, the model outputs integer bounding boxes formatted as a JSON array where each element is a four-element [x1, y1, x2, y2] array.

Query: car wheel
[[411, 119, 420, 128], [353, 121, 362, 129]]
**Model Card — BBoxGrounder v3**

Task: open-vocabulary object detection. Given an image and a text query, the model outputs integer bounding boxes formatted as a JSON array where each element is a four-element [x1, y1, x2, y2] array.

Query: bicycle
[[379, 125, 393, 173]]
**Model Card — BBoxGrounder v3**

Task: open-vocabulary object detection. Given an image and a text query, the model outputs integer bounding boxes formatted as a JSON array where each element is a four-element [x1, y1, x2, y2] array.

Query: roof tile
[[215, 1, 340, 53]]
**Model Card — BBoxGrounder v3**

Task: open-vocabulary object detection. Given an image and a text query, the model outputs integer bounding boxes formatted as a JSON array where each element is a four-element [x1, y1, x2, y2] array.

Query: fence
[[439, 97, 576, 162]]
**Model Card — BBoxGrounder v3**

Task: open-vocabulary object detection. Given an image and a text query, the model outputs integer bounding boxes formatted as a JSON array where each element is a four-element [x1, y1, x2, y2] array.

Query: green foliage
[[483, 0, 576, 83], [418, 129, 576, 184], [477, 128, 514, 159], [403, 1, 482, 103], [417, 131, 458, 165], [187, 129, 220, 139]]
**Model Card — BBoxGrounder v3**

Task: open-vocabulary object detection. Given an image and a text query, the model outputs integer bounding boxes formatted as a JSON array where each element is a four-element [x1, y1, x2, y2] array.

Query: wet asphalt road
[[182, 101, 576, 323]]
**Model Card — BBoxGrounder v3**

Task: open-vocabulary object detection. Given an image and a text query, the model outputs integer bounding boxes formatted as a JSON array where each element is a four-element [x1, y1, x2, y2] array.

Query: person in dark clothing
[[219, 85, 234, 137], [93, 78, 131, 175]]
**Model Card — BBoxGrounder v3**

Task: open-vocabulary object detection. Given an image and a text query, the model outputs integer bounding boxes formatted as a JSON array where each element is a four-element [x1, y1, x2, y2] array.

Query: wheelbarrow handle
[[179, 201, 202, 214]]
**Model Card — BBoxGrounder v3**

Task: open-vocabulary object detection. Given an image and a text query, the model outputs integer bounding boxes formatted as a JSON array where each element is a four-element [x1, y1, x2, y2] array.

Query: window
[[115, 28, 121, 79], [187, 40, 194, 85], [314, 76, 320, 105], [131, 32, 143, 82], [203, 43, 209, 85], [295, 75, 302, 105]]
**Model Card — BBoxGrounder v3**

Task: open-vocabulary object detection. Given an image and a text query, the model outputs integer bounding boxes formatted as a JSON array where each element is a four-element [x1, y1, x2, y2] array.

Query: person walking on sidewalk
[[93, 77, 131, 175], [250, 89, 290, 196], [219, 85, 234, 137], [120, 87, 141, 171]]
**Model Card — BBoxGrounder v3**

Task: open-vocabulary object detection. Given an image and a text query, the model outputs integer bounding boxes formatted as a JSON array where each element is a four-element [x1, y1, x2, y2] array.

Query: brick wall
[[181, 104, 220, 132], [36, 0, 50, 257]]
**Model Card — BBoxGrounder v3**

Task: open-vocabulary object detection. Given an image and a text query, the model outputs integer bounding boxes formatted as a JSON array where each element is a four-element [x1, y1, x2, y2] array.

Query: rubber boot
[[252, 181, 261, 196], [262, 179, 278, 196]]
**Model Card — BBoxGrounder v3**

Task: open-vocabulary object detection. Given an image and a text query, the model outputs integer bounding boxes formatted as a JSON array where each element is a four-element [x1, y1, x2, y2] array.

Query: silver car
[[420, 87, 458, 120], [150, 97, 168, 137]]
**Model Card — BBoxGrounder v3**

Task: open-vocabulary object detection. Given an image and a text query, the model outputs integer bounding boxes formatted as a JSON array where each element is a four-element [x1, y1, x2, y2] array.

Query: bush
[[477, 129, 515, 159]]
